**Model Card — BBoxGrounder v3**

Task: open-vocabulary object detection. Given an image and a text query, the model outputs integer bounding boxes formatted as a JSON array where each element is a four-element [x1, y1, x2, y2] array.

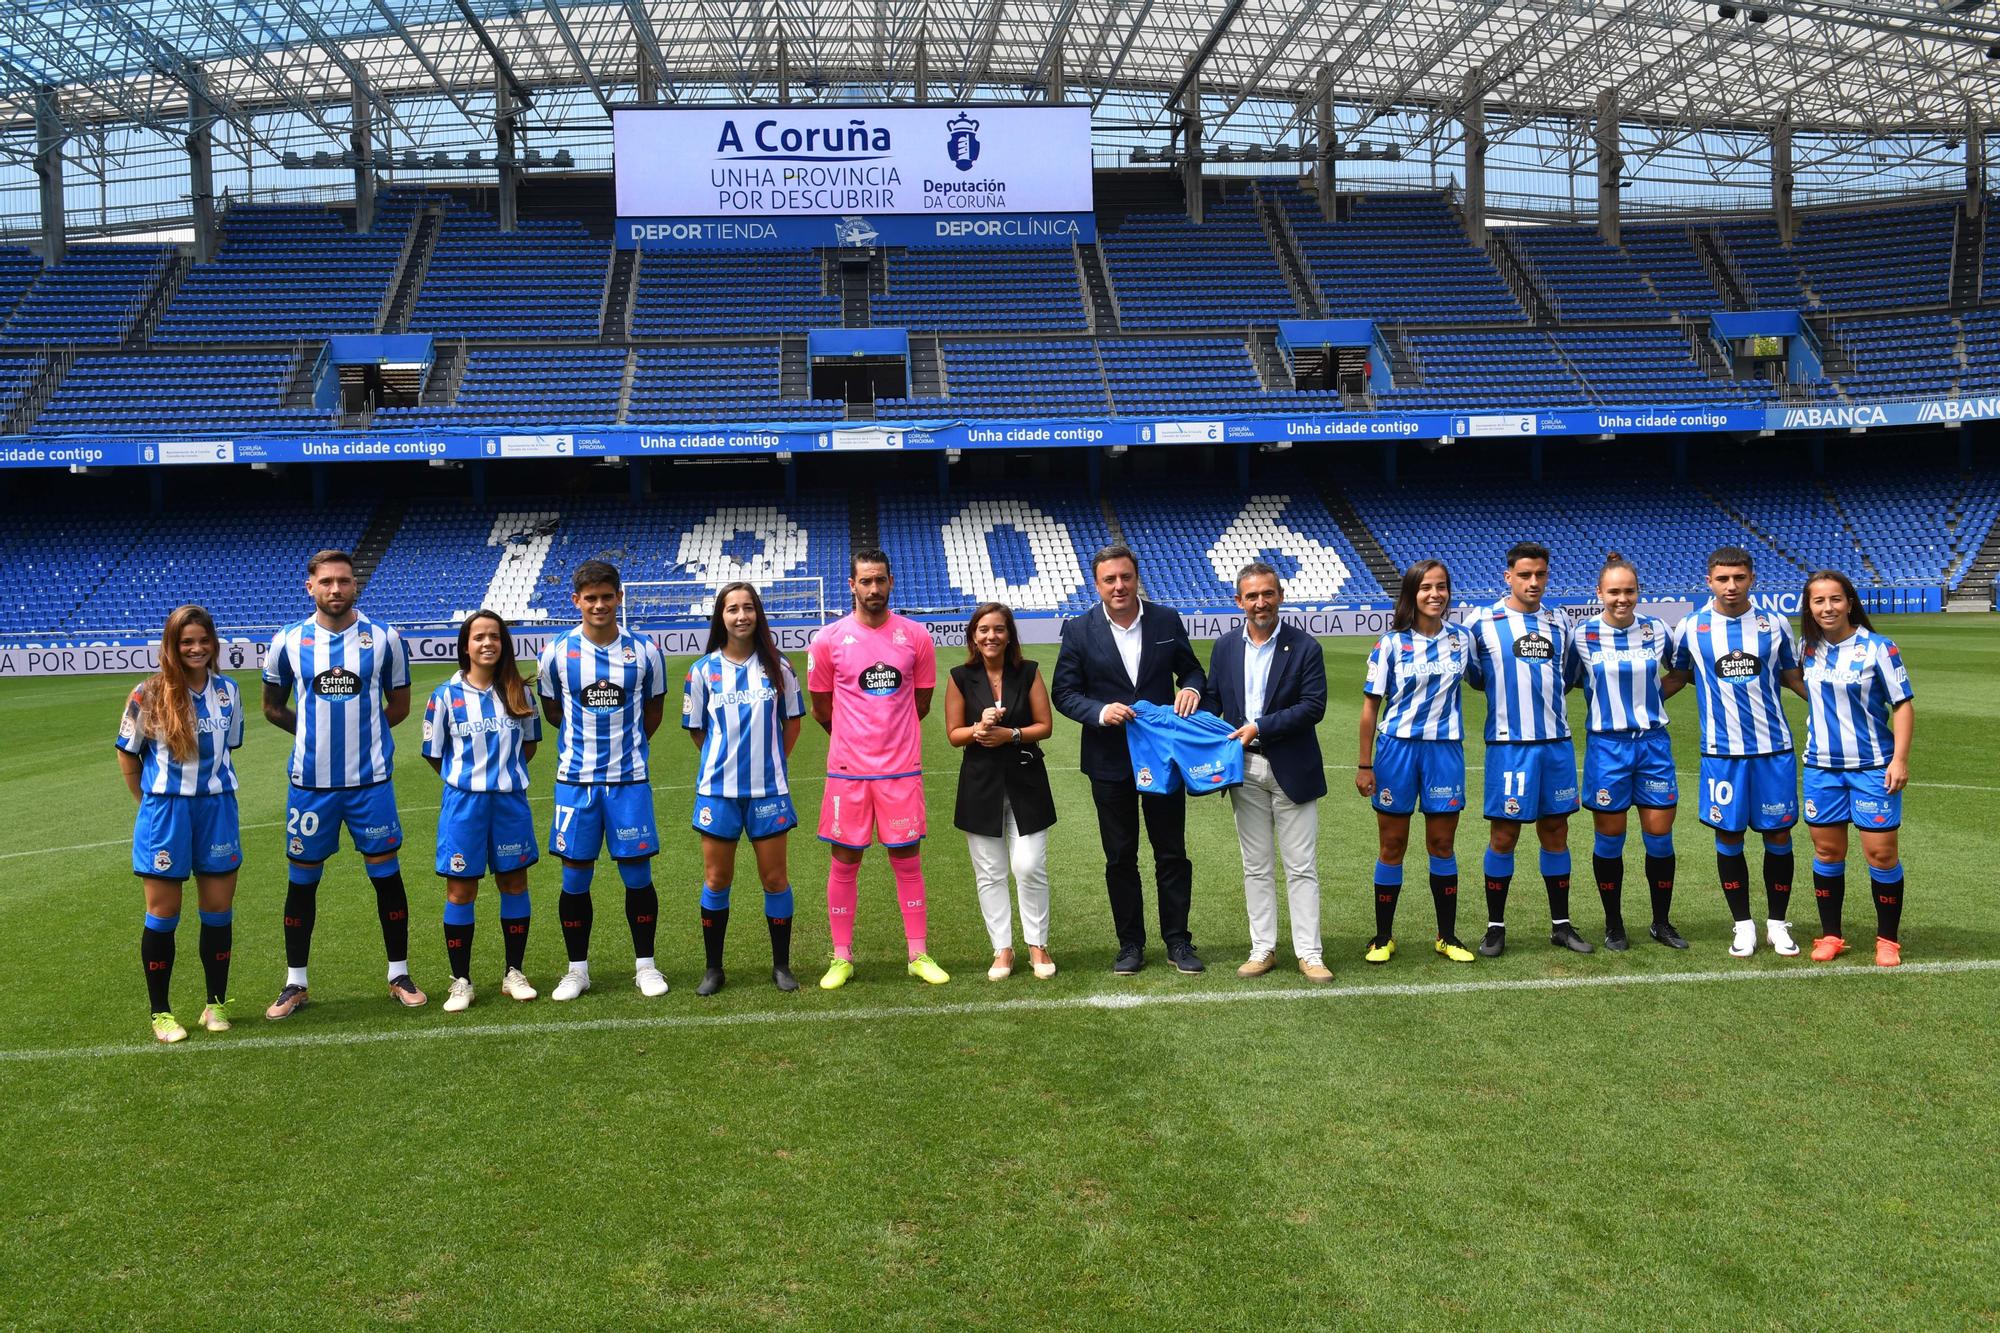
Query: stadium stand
[[1511, 225, 1664, 320], [0, 244, 170, 347], [1833, 314, 1963, 400], [361, 492, 853, 626], [154, 204, 402, 343], [1275, 185, 1522, 324], [625, 345, 845, 423], [1111, 480, 1386, 607], [871, 248, 1088, 332], [1099, 192, 1301, 328], [1618, 225, 1727, 316], [0, 246, 43, 324], [630, 252, 840, 336], [1098, 337, 1346, 415], [1715, 218, 1811, 309], [1960, 309, 2000, 392], [31, 351, 333, 433], [1548, 329, 1768, 404], [408, 214, 610, 340], [1790, 203, 1952, 310], [877, 488, 1114, 615], [879, 338, 1109, 419], [375, 347, 625, 427], [1376, 332, 1587, 409]]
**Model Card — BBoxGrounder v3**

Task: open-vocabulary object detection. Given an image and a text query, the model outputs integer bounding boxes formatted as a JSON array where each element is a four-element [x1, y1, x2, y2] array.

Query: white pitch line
[[4, 958, 1995, 1066]]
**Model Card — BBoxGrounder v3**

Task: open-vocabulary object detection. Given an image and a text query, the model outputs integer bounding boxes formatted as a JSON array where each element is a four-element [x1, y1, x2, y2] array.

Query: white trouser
[[964, 796, 1050, 951], [1228, 752, 1323, 962]]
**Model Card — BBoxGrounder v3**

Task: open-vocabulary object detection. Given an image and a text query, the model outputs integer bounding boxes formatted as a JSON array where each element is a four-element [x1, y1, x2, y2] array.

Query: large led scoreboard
[[612, 104, 1096, 250]]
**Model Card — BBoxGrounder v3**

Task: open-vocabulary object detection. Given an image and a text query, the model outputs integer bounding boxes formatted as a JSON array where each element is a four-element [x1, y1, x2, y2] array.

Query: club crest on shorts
[[1136, 766, 1155, 788], [289, 835, 305, 855], [1503, 796, 1521, 817], [698, 806, 713, 827], [1377, 787, 1393, 806], [449, 852, 467, 873], [1596, 788, 1612, 807], [1804, 798, 1819, 820], [553, 832, 567, 852], [1709, 804, 1723, 823], [153, 849, 173, 872]]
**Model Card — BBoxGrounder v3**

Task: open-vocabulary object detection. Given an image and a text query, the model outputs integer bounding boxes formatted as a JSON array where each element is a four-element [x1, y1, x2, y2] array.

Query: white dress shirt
[[1242, 626, 1278, 728], [1100, 602, 1147, 726]]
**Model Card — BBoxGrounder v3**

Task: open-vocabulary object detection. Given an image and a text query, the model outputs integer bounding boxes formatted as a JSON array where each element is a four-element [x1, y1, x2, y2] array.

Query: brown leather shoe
[[1298, 959, 1334, 983], [1236, 952, 1277, 977]]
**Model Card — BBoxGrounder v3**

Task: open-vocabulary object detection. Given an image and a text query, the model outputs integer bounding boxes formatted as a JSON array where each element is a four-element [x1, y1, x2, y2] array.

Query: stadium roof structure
[[2, 0, 1998, 191]]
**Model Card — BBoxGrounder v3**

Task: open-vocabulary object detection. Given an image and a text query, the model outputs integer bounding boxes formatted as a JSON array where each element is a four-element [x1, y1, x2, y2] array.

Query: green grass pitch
[[3, 616, 1997, 1327]]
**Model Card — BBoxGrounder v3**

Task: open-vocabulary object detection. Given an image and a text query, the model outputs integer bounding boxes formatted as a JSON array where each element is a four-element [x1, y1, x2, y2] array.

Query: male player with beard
[[538, 561, 671, 1000], [262, 549, 418, 1018], [808, 549, 948, 989], [1665, 547, 1808, 958]]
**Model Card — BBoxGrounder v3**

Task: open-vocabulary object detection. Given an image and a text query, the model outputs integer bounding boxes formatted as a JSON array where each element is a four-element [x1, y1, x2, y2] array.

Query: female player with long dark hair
[[422, 610, 542, 1011], [1356, 560, 1477, 963], [1573, 554, 1688, 950], [115, 605, 244, 1042], [1798, 570, 1915, 967], [683, 581, 807, 995]]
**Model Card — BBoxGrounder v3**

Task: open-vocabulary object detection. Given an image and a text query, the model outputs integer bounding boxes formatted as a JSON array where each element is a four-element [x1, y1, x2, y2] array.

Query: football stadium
[[3, 1, 1999, 1325]]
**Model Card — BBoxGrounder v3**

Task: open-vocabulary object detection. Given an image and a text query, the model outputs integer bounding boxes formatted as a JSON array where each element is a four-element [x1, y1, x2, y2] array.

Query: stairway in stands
[[1486, 232, 1556, 324], [1692, 227, 1753, 309], [1252, 181, 1324, 317], [1949, 498, 2000, 610], [1951, 201, 1985, 308], [600, 248, 638, 341], [379, 206, 441, 334], [125, 252, 191, 348], [1074, 242, 1121, 331], [350, 499, 409, 595], [1312, 481, 1399, 595]]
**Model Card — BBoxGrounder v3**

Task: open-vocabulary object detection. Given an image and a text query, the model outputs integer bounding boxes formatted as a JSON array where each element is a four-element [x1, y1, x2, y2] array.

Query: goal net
[[619, 577, 830, 629]]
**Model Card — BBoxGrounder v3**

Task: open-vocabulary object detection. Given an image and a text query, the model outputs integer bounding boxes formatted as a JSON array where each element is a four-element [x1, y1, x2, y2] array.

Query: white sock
[[387, 960, 409, 982], [634, 956, 656, 973], [569, 960, 590, 980], [286, 966, 308, 988]]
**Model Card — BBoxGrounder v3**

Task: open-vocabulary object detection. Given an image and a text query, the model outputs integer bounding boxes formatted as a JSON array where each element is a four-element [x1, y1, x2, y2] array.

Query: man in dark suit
[[1203, 562, 1332, 981], [1053, 544, 1208, 975]]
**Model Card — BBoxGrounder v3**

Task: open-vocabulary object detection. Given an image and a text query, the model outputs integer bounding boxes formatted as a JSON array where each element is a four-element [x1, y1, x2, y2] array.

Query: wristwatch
[[1010, 727, 1023, 744]]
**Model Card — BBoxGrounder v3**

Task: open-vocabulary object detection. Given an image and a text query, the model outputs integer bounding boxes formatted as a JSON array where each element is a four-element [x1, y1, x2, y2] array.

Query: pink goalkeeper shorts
[[818, 775, 927, 849]]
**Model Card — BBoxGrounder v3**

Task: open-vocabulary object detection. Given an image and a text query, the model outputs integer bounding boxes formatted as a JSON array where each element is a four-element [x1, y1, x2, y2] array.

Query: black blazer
[[1052, 601, 1207, 784], [1202, 620, 1328, 804], [950, 660, 1057, 837]]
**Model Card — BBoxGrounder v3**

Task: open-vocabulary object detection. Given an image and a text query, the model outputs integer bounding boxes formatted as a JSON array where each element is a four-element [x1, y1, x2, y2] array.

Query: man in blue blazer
[[1053, 544, 1208, 975], [1203, 562, 1332, 981]]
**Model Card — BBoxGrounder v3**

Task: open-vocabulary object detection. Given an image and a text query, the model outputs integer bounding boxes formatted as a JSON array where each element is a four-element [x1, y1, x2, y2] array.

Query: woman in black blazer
[[945, 602, 1059, 980]]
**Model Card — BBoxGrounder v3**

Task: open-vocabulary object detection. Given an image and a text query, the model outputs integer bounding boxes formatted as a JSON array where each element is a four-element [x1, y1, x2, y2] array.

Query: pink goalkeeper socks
[[827, 858, 859, 961], [891, 855, 929, 959]]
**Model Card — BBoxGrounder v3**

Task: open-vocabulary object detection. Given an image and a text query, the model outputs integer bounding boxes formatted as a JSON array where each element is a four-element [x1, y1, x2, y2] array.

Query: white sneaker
[[500, 967, 537, 1001], [551, 969, 591, 1002], [443, 977, 475, 1013], [1767, 919, 1800, 957], [635, 965, 670, 998], [1729, 921, 1758, 958]]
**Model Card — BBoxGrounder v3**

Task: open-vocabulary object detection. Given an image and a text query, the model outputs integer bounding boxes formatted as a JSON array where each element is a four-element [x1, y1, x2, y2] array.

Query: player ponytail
[[706, 582, 789, 691], [1800, 570, 1873, 648], [1392, 560, 1451, 633], [144, 604, 217, 762], [458, 610, 534, 718]]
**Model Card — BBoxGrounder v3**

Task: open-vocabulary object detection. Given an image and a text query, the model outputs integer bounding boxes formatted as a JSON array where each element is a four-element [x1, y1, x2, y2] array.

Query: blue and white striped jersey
[[264, 614, 410, 789], [1574, 613, 1672, 734], [537, 627, 667, 785], [1463, 602, 1574, 743], [116, 672, 243, 795], [682, 650, 806, 798], [1668, 602, 1800, 757], [1801, 628, 1912, 770], [1363, 623, 1474, 741], [422, 673, 541, 793]]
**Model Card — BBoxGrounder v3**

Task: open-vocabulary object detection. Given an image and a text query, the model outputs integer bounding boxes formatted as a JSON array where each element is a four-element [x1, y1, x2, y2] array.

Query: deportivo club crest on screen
[[946, 113, 980, 172]]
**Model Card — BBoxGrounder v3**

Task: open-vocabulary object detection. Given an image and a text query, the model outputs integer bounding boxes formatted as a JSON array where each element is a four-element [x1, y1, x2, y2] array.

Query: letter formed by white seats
[[1205, 496, 1351, 603], [941, 499, 1084, 611], [676, 506, 811, 590], [469, 509, 560, 623]]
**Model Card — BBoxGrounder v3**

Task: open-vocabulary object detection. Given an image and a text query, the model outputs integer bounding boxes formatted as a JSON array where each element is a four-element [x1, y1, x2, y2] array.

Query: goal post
[[619, 576, 830, 629]]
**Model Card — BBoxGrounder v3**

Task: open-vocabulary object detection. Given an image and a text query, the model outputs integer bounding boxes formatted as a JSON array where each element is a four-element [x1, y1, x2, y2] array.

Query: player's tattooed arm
[[384, 685, 411, 727], [117, 748, 144, 801], [262, 680, 297, 733]]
